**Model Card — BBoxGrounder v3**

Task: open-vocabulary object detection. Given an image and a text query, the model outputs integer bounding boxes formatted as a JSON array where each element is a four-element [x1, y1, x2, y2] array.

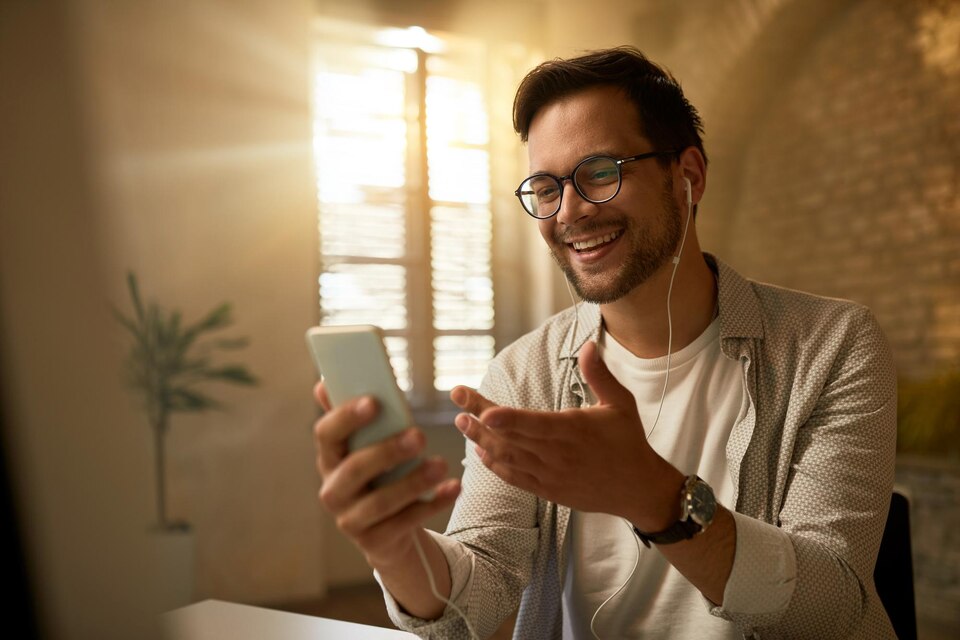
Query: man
[[313, 47, 897, 639]]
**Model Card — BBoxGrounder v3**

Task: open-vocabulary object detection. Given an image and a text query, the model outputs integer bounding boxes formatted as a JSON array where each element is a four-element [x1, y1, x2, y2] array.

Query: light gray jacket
[[388, 255, 897, 639]]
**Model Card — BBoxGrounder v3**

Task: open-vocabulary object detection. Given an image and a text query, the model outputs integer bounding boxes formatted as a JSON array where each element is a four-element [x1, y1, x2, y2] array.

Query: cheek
[[538, 219, 555, 244]]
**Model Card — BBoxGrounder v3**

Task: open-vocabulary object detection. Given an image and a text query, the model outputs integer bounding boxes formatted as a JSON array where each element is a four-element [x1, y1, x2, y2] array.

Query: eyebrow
[[528, 149, 624, 177]]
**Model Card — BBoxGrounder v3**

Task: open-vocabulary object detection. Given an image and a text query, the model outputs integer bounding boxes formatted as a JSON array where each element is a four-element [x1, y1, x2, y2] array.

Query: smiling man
[[313, 47, 897, 639]]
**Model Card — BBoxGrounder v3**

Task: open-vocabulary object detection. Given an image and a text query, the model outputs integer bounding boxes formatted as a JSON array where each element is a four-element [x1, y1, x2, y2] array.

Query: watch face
[[686, 478, 717, 528]]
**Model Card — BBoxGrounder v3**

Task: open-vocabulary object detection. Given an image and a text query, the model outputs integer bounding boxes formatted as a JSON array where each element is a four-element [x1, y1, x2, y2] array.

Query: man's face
[[527, 86, 682, 304]]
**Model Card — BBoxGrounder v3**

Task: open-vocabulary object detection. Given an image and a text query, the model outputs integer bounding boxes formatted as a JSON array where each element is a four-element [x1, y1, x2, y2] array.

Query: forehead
[[527, 86, 647, 173]]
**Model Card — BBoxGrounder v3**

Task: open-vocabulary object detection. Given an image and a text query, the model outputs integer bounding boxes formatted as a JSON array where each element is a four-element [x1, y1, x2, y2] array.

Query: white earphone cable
[[589, 176, 695, 639], [411, 531, 480, 640]]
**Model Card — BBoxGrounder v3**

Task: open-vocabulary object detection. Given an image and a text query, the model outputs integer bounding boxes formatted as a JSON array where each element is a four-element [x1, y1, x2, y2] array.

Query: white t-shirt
[[562, 317, 746, 639]]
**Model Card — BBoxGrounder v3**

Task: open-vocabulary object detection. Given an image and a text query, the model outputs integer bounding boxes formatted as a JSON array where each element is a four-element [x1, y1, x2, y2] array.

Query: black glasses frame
[[514, 150, 679, 219]]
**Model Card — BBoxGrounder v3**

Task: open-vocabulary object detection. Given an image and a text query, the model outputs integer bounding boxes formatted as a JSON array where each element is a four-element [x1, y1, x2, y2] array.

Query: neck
[[599, 246, 717, 359]]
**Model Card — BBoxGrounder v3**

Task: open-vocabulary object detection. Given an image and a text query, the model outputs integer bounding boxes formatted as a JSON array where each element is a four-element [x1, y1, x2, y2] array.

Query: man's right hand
[[312, 381, 461, 575]]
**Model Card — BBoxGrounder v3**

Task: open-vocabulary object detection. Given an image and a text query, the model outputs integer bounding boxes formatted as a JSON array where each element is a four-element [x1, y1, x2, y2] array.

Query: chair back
[[873, 491, 917, 640]]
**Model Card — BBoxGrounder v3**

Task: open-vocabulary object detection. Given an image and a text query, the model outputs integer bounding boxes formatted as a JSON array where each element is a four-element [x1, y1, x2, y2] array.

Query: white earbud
[[682, 176, 692, 206]]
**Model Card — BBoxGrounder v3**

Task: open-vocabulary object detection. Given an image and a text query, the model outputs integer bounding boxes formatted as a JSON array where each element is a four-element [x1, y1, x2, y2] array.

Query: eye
[[578, 158, 619, 185], [536, 184, 559, 200], [527, 176, 560, 202], [589, 168, 617, 182]]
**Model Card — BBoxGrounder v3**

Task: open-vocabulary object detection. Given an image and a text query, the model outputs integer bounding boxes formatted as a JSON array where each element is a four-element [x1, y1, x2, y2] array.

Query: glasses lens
[[574, 157, 620, 203], [518, 175, 562, 218]]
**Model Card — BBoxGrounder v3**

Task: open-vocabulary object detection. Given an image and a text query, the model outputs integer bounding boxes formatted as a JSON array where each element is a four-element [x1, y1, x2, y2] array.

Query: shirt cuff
[[375, 529, 474, 626], [715, 511, 797, 615]]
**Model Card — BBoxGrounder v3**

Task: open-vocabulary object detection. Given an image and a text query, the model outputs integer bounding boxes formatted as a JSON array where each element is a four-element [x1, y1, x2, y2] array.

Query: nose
[[555, 179, 597, 227]]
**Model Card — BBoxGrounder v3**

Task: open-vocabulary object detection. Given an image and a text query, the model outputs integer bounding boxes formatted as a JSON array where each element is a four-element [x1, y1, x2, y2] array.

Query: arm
[[455, 341, 738, 604], [376, 364, 542, 639], [714, 309, 897, 638]]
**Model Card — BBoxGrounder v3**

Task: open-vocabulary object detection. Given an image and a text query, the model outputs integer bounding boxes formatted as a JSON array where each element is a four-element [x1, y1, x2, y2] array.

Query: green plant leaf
[[213, 337, 250, 350], [167, 388, 220, 412], [126, 272, 147, 326], [202, 365, 258, 385]]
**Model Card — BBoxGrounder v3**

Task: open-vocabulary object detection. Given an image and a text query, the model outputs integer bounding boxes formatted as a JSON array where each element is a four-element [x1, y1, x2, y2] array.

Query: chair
[[873, 490, 917, 640]]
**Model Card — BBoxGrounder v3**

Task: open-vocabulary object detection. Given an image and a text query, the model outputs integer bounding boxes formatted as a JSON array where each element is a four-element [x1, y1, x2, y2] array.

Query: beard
[[550, 175, 683, 304]]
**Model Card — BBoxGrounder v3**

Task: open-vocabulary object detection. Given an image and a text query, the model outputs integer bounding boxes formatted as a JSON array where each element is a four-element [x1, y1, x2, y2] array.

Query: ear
[[676, 147, 707, 207]]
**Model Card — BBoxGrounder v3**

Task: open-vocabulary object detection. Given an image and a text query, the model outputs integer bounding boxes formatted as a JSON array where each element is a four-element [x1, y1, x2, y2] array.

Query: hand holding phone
[[306, 325, 419, 487]]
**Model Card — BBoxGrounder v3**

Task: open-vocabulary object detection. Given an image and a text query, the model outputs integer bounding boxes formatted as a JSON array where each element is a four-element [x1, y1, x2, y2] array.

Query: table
[[164, 599, 417, 639]]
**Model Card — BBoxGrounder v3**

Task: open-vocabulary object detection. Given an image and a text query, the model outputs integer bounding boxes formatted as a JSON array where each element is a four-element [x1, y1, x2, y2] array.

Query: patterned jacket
[[385, 255, 897, 639]]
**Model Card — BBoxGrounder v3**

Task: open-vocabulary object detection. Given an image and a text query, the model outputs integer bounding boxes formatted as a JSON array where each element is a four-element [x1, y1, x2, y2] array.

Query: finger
[[475, 405, 562, 442], [313, 380, 332, 412], [353, 479, 461, 556], [314, 396, 379, 474], [577, 341, 636, 409], [478, 453, 543, 496], [450, 386, 498, 416], [336, 457, 450, 536], [320, 427, 425, 512]]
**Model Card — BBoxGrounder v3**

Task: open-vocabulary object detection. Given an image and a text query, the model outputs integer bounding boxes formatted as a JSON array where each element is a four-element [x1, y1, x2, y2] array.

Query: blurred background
[[1, 0, 957, 639]]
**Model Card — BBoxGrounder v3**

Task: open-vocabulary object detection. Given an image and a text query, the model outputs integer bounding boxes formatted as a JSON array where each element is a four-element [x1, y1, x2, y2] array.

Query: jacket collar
[[558, 252, 765, 364]]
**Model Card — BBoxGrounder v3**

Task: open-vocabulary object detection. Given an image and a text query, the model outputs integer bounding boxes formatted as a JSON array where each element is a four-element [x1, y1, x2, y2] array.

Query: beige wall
[[1, 0, 323, 637]]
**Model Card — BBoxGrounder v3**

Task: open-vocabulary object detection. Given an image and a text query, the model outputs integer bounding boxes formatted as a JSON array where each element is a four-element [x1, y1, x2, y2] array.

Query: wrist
[[364, 528, 422, 573], [628, 463, 686, 532]]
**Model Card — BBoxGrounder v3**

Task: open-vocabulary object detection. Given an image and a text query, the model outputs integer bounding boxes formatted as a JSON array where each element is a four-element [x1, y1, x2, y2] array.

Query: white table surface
[[164, 599, 417, 639]]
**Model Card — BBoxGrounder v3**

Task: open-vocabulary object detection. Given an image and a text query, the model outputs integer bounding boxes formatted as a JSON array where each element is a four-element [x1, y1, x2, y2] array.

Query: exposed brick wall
[[713, 0, 960, 379]]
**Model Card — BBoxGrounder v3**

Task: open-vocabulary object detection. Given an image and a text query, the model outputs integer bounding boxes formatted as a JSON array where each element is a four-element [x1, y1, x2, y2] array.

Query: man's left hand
[[450, 341, 682, 530]]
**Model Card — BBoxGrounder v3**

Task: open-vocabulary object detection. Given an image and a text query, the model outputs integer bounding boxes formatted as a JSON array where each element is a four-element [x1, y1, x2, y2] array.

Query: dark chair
[[873, 491, 917, 640]]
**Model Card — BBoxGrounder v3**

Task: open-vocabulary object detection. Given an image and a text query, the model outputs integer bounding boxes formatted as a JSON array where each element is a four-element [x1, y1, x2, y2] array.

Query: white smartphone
[[305, 324, 419, 488]]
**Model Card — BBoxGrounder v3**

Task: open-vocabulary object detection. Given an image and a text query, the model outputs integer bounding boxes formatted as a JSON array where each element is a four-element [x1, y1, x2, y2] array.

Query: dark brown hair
[[513, 46, 707, 167]]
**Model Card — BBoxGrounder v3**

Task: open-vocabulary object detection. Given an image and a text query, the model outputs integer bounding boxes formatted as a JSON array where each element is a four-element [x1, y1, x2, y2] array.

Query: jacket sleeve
[[711, 307, 898, 639]]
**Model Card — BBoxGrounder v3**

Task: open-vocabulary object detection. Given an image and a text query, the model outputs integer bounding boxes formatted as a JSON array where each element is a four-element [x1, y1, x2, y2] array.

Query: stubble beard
[[551, 177, 683, 305]]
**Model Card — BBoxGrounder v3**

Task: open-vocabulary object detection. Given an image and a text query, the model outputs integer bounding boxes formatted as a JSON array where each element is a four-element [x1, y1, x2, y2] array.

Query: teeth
[[572, 231, 621, 251]]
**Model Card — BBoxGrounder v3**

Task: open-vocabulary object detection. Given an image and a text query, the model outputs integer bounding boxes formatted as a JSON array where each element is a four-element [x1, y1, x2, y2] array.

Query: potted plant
[[114, 272, 258, 531]]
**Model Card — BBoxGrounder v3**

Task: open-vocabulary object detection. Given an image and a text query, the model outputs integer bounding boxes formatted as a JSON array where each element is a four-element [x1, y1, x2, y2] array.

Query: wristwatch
[[633, 475, 717, 548]]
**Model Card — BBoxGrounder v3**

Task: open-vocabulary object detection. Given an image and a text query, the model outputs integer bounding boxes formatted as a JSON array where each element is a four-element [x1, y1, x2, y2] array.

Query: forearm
[[376, 528, 451, 620]]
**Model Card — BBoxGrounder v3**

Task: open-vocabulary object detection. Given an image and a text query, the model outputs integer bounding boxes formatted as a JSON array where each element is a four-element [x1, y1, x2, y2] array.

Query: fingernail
[[454, 413, 469, 432], [451, 387, 465, 406], [355, 396, 375, 418]]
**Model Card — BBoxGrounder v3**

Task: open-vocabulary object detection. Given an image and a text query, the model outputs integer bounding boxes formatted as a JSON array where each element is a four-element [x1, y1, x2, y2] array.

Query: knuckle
[[335, 513, 356, 536], [318, 484, 337, 511]]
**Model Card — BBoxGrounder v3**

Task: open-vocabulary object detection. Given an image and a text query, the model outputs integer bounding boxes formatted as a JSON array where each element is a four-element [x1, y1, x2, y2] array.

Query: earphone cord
[[411, 531, 480, 640], [589, 179, 696, 640]]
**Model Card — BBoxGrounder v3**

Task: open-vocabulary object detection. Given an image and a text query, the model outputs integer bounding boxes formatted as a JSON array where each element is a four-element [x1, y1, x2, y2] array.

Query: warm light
[[374, 25, 446, 54]]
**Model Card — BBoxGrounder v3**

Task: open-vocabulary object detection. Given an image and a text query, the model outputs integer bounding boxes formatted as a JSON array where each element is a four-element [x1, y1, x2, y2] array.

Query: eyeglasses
[[514, 151, 678, 219]]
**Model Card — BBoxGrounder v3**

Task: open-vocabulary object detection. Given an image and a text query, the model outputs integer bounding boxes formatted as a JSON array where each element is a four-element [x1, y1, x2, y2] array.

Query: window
[[312, 23, 518, 411]]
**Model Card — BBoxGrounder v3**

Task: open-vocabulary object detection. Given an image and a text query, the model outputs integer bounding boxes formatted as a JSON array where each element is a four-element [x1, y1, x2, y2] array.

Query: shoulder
[[714, 253, 881, 344], [742, 276, 896, 407]]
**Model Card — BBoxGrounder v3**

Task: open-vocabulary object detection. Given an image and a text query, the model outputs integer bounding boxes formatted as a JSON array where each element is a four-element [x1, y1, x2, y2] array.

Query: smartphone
[[305, 324, 419, 488]]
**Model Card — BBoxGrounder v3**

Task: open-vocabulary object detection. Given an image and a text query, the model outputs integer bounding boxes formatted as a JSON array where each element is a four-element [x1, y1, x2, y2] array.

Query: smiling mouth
[[570, 230, 622, 252]]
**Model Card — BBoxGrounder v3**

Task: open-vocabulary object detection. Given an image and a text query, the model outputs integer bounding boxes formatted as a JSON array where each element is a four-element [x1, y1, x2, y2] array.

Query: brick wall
[[707, 0, 960, 379]]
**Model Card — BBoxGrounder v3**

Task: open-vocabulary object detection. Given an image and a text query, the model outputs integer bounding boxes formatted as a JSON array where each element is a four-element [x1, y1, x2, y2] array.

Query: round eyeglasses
[[514, 151, 678, 219]]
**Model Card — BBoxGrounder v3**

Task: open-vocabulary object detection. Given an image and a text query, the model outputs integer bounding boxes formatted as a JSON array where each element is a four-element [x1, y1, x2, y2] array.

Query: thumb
[[577, 341, 636, 409]]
